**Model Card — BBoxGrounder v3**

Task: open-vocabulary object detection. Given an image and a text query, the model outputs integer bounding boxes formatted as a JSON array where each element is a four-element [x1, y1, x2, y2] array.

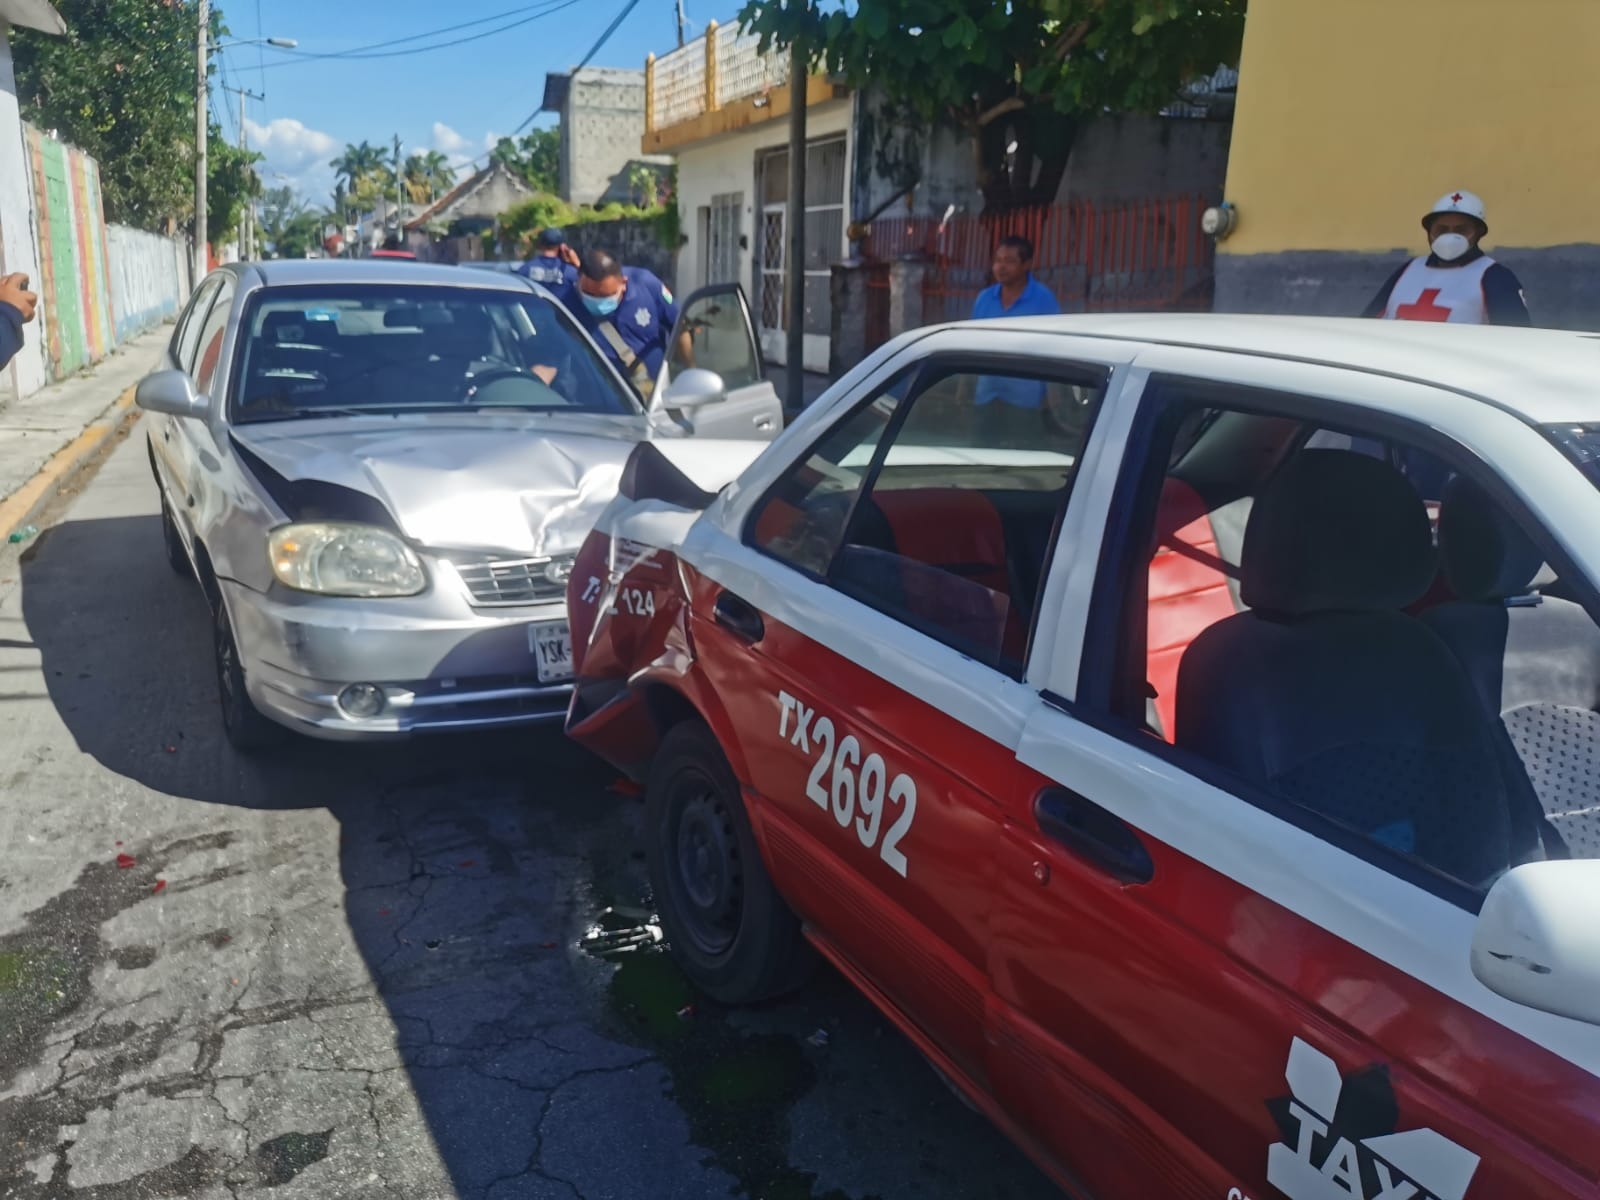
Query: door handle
[[1033, 788, 1153, 885], [713, 590, 765, 643], [754, 415, 775, 431]]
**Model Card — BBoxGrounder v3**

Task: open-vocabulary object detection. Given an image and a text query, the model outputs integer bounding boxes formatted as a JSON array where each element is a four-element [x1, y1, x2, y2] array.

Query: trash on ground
[[152, 879, 166, 894], [805, 1028, 830, 1048], [115, 853, 136, 869], [6, 525, 38, 544]]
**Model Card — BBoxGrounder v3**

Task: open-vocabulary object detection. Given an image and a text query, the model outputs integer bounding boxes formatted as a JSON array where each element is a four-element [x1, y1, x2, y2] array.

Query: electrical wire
[[251, 0, 581, 69], [254, 0, 265, 88]]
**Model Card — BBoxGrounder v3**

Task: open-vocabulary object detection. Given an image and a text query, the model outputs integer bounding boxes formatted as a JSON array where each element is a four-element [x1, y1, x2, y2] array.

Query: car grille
[[453, 557, 567, 607]]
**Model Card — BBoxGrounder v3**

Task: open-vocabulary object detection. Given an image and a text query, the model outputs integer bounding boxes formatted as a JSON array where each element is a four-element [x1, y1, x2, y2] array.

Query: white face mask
[[1431, 232, 1471, 262]]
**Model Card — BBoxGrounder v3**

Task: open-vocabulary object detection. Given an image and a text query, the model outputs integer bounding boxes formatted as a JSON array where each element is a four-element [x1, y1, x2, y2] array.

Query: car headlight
[[269, 523, 426, 597]]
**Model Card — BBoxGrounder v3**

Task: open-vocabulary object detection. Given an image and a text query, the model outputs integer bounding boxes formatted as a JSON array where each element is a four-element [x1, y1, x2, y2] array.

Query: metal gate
[[707, 191, 742, 286], [753, 137, 847, 371]]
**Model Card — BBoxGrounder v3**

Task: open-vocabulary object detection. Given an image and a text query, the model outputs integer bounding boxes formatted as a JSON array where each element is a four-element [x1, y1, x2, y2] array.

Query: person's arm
[[1483, 263, 1533, 326], [656, 284, 692, 368], [0, 304, 22, 373], [1361, 262, 1409, 318]]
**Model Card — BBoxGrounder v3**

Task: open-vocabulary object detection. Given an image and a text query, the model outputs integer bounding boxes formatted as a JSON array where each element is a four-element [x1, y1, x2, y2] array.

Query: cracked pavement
[[0, 425, 1055, 1199]]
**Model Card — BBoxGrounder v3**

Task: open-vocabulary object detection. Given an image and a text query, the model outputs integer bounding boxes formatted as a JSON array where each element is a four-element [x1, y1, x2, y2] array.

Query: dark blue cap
[[537, 227, 566, 247]]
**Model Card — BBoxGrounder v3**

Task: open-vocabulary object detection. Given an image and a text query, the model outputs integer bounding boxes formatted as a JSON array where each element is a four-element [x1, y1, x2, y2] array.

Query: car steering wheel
[[459, 365, 540, 402]]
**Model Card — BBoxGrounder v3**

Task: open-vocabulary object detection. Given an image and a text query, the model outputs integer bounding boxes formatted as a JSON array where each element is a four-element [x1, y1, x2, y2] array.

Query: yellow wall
[[1222, 0, 1600, 255]]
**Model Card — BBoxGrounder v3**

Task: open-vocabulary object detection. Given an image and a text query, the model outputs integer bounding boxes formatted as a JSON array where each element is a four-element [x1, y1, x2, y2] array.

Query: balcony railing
[[645, 23, 791, 134]]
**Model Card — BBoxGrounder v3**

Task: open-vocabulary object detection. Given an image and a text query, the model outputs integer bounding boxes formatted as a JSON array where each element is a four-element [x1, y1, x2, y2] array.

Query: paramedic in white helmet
[[1362, 190, 1530, 325]]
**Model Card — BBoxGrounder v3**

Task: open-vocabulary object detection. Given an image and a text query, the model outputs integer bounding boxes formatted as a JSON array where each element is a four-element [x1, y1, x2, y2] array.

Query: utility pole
[[224, 85, 265, 259], [194, 0, 209, 283], [393, 134, 404, 247], [784, 39, 807, 414], [675, 0, 686, 47]]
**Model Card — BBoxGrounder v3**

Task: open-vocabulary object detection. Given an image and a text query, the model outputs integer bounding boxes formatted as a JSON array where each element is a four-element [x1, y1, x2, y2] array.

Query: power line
[[254, 0, 265, 87], [251, 0, 579, 69]]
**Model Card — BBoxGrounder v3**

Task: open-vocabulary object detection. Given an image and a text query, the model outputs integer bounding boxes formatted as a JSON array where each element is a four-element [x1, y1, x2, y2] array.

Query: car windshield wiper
[[235, 406, 429, 424]]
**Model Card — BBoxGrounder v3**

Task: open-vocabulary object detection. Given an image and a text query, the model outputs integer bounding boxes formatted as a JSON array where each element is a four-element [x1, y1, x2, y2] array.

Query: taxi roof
[[964, 313, 1600, 427]]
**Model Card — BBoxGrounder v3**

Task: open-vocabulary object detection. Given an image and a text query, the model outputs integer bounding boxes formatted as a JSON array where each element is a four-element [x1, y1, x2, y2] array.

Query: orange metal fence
[[860, 195, 1214, 348]]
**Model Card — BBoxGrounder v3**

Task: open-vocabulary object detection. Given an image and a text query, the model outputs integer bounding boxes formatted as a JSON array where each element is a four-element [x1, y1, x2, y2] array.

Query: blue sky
[[218, 0, 731, 205]]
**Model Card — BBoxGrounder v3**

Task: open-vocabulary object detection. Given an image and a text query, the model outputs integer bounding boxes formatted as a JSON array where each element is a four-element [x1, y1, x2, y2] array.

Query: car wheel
[[160, 498, 190, 578], [213, 598, 281, 753], [646, 720, 813, 1003]]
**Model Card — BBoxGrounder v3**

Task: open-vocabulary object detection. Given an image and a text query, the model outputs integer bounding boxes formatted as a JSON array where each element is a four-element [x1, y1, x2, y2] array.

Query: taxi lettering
[[777, 690, 916, 878]]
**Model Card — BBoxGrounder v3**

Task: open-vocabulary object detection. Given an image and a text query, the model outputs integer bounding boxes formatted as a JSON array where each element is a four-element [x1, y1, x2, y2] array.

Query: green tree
[[738, 0, 1245, 211], [208, 126, 260, 246], [403, 151, 457, 205], [11, 0, 234, 230], [490, 128, 560, 193], [258, 186, 326, 258]]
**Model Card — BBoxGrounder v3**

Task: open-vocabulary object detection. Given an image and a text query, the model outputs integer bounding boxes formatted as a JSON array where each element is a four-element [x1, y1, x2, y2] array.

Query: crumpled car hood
[[232, 413, 653, 557]]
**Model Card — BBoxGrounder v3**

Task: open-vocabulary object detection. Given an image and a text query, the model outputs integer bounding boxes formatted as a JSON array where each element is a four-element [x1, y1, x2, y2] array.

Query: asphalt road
[[0, 421, 1055, 1200]]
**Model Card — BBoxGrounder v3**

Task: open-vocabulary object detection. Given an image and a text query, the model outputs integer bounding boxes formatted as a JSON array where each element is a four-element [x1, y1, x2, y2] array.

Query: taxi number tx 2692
[[776, 690, 916, 878]]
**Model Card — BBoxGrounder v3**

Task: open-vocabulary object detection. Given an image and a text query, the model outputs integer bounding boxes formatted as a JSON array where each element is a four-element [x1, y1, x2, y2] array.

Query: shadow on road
[[16, 511, 1055, 1200]]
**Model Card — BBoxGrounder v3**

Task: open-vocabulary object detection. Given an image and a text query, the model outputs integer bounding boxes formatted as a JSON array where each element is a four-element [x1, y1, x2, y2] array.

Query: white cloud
[[246, 116, 340, 203]]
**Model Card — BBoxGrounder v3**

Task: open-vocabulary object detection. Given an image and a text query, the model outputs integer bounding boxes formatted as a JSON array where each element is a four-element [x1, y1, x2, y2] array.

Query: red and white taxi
[[565, 314, 1600, 1200]]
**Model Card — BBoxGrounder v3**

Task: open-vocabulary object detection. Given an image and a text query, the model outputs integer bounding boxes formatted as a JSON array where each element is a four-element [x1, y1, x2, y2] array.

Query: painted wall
[[0, 25, 47, 401], [25, 123, 114, 378], [673, 98, 853, 303], [1218, 0, 1600, 326], [105, 224, 188, 343]]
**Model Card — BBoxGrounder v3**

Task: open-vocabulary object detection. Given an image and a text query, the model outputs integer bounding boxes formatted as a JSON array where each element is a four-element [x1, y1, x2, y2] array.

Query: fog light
[[338, 683, 387, 718]]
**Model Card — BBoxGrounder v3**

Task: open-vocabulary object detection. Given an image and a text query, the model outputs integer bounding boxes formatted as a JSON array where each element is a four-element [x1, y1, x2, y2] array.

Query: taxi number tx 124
[[777, 690, 916, 878]]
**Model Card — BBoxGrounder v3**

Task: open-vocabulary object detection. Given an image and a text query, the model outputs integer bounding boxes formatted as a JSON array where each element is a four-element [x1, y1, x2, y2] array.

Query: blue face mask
[[582, 292, 620, 317]]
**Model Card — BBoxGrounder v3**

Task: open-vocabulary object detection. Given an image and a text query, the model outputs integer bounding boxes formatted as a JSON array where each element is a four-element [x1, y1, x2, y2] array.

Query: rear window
[[231, 285, 637, 424]]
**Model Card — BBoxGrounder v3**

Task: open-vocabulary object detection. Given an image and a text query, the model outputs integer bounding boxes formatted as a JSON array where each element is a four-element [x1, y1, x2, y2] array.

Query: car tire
[[160, 498, 190, 578], [645, 720, 813, 1003], [213, 598, 281, 754]]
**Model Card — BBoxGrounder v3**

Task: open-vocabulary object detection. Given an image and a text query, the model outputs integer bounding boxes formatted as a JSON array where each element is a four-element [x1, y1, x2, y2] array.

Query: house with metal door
[[642, 24, 853, 373]]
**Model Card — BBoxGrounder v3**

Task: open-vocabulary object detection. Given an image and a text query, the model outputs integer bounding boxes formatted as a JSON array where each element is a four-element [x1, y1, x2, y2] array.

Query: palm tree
[[329, 141, 388, 195], [402, 150, 458, 206]]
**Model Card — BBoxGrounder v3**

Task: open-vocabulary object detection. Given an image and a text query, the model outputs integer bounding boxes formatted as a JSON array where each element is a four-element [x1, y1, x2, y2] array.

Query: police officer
[[518, 227, 579, 291], [565, 249, 689, 401], [1363, 190, 1530, 325]]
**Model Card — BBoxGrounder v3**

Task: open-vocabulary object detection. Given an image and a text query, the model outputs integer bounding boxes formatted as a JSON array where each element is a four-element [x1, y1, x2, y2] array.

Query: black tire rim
[[666, 767, 743, 958]]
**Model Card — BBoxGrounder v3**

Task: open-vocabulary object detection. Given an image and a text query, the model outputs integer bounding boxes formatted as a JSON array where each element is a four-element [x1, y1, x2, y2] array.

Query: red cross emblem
[[1451, 192, 1464, 202], [1396, 288, 1453, 322]]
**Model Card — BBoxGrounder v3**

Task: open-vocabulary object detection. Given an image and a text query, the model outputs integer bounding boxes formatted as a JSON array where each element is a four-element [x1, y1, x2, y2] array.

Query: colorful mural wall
[[24, 124, 116, 379]]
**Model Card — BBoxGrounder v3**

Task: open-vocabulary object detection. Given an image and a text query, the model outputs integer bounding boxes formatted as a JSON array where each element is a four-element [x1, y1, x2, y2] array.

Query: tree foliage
[[738, 0, 1245, 210], [11, 0, 259, 235], [403, 151, 457, 205], [490, 128, 560, 193], [257, 186, 327, 258]]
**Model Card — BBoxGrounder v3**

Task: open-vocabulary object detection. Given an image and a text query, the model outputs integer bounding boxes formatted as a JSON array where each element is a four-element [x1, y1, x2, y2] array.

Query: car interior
[[1119, 400, 1600, 889]]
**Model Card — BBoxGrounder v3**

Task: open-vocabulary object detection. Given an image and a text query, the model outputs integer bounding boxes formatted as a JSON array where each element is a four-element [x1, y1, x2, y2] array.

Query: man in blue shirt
[[563, 249, 688, 401], [518, 227, 579, 292], [969, 235, 1060, 443]]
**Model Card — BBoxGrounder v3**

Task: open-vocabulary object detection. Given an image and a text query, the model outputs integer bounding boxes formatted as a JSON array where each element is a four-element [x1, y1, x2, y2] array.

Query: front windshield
[[231, 284, 638, 424], [1546, 423, 1600, 485]]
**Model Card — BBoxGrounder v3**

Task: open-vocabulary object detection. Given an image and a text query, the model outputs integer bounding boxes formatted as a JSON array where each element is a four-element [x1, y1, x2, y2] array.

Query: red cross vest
[[1381, 255, 1496, 323]]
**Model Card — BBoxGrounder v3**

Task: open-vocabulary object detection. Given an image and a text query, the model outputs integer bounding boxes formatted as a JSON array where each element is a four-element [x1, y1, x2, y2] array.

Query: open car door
[[654, 284, 782, 439]]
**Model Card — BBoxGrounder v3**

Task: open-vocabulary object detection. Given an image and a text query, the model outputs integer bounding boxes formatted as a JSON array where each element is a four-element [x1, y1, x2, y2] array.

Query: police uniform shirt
[[567, 266, 679, 379], [518, 254, 578, 292]]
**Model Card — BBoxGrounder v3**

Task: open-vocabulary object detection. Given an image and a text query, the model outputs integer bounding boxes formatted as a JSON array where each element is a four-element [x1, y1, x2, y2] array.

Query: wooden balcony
[[643, 24, 848, 154]]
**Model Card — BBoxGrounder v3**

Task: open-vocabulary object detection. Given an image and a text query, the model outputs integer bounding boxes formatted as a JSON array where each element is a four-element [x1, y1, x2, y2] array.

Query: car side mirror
[[136, 369, 211, 419], [1471, 860, 1600, 1025], [661, 367, 727, 414]]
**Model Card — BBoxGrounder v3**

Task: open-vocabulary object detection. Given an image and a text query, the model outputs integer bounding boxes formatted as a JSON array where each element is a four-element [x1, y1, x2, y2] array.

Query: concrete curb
[[0, 387, 140, 542]]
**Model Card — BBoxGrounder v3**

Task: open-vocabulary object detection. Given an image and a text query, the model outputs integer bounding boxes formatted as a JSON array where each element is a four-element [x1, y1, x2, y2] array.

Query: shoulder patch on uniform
[[661, 287, 673, 305]]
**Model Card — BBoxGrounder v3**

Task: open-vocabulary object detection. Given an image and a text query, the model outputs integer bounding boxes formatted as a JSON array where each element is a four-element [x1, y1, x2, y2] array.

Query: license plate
[[530, 621, 574, 684]]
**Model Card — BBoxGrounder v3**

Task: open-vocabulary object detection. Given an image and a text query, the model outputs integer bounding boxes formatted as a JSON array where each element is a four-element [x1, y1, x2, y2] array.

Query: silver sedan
[[139, 259, 779, 749]]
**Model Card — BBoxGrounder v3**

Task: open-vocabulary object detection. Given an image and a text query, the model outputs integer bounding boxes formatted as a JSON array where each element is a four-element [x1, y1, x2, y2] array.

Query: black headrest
[[1438, 476, 1545, 601], [1241, 450, 1436, 615], [262, 310, 307, 340]]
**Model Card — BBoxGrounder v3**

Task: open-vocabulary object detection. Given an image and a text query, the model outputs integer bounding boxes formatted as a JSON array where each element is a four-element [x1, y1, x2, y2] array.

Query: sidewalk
[[0, 327, 169, 541]]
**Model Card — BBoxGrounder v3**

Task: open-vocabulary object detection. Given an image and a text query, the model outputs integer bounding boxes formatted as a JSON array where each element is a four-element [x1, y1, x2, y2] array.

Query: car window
[[191, 277, 236, 397], [666, 286, 760, 390], [174, 278, 222, 376], [750, 360, 1108, 676], [229, 284, 639, 423], [1097, 378, 1600, 903]]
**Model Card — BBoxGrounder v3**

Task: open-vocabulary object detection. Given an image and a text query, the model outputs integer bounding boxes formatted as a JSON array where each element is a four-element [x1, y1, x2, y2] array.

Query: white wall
[[106, 224, 190, 343], [0, 24, 48, 401], [674, 98, 853, 303]]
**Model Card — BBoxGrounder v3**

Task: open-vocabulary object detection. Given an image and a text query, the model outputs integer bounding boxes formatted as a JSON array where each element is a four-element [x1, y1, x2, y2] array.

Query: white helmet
[[1423, 190, 1488, 234]]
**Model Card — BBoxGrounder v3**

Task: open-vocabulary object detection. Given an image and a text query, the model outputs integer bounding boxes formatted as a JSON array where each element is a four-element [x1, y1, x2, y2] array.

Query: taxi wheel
[[646, 721, 813, 1004], [213, 600, 281, 754]]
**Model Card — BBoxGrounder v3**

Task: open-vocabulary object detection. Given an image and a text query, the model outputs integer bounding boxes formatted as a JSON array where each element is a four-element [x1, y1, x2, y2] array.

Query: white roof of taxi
[[956, 313, 1600, 426]]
